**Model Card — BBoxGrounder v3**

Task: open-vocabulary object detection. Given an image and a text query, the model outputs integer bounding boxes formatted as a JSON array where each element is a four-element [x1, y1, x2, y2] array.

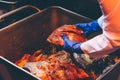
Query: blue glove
[[62, 34, 83, 53], [75, 20, 102, 36]]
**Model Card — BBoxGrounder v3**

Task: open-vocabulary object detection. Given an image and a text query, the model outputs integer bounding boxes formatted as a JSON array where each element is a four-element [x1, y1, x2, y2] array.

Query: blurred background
[[0, 0, 102, 19]]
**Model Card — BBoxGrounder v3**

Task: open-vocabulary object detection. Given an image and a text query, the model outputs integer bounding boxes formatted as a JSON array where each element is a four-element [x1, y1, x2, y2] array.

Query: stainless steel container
[[97, 61, 120, 80], [0, 0, 21, 11], [0, 0, 22, 16], [0, 5, 40, 29], [0, 6, 119, 80]]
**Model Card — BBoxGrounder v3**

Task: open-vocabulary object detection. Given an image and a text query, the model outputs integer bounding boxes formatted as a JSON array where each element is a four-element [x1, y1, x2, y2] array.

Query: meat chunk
[[21, 50, 89, 80], [47, 25, 87, 46]]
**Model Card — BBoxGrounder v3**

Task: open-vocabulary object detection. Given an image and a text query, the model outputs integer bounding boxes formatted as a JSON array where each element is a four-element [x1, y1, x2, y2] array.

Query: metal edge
[[0, 5, 40, 20], [0, 56, 40, 80], [0, 10, 39, 32], [96, 60, 120, 80], [0, 0, 20, 5], [43, 6, 93, 21], [0, 6, 92, 35]]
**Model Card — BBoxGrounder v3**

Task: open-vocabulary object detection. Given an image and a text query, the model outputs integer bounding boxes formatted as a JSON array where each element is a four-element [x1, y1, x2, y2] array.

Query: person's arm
[[62, 15, 120, 59], [75, 19, 102, 37], [61, 16, 103, 54], [81, 14, 120, 59], [80, 0, 120, 59], [81, 34, 119, 59], [62, 34, 83, 53]]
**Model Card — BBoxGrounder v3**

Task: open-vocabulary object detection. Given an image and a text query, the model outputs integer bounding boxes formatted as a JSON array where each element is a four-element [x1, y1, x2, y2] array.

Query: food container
[[0, 0, 22, 16], [0, 0, 22, 11], [96, 60, 120, 80], [0, 5, 40, 29], [0, 6, 119, 80]]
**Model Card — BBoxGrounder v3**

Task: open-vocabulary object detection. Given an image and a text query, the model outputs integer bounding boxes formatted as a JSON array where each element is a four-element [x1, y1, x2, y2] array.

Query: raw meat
[[47, 24, 87, 46]]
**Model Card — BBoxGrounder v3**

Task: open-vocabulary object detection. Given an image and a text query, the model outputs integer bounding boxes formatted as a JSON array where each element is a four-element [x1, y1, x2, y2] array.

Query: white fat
[[23, 61, 48, 77]]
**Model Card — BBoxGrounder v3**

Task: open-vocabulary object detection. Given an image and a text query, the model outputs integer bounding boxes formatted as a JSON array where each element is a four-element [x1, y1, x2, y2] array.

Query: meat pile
[[47, 25, 87, 46], [15, 24, 120, 80], [15, 50, 93, 80], [15, 24, 99, 80]]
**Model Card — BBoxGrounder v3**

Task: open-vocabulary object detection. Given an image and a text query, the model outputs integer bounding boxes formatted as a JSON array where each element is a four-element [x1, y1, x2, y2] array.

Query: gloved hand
[[75, 20, 102, 36], [62, 34, 83, 53]]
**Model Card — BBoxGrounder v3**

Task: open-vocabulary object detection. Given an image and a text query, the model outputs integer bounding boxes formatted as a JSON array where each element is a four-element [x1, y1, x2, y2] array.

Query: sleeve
[[80, 15, 120, 59], [81, 34, 119, 59], [97, 15, 105, 28], [80, 0, 120, 59]]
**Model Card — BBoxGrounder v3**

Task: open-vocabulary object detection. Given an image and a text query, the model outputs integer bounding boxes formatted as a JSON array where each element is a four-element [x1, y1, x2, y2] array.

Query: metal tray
[[97, 61, 120, 80], [1, 6, 118, 80], [0, 0, 21, 13], [0, 6, 92, 62], [0, 6, 92, 80], [0, 56, 39, 80], [0, 5, 40, 29]]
